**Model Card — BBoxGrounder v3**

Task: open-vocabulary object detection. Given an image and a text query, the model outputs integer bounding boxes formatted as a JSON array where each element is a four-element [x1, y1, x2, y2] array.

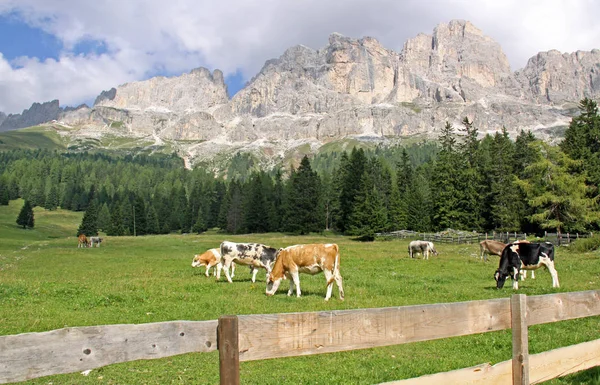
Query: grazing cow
[[89, 236, 103, 247], [77, 234, 89, 248], [191, 248, 236, 278], [217, 241, 278, 283], [265, 243, 344, 301], [494, 242, 559, 290], [479, 240, 506, 261], [408, 240, 438, 260]]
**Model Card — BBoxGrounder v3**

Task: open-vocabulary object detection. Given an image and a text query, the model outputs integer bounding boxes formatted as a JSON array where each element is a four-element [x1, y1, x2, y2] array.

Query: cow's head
[[191, 255, 202, 268], [265, 273, 283, 296], [494, 269, 508, 289]]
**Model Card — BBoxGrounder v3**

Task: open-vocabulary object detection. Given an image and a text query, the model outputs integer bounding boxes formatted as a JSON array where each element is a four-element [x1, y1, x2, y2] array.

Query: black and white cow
[[494, 242, 559, 290], [216, 241, 278, 283]]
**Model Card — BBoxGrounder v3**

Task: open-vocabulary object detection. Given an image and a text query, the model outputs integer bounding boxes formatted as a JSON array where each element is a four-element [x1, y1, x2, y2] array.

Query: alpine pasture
[[0, 200, 599, 384]]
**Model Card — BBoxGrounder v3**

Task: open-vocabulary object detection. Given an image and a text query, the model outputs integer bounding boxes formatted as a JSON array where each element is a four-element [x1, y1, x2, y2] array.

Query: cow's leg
[[287, 273, 295, 296], [216, 261, 223, 280], [290, 271, 301, 297], [544, 261, 560, 288], [334, 271, 344, 301], [250, 267, 259, 283], [512, 267, 519, 290], [230, 263, 235, 278], [531, 270, 535, 279], [324, 269, 334, 301], [223, 260, 234, 283], [205, 263, 211, 277]]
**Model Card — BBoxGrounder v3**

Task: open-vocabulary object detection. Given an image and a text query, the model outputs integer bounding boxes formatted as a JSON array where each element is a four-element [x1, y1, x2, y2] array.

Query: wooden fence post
[[218, 315, 240, 385], [511, 294, 529, 385]]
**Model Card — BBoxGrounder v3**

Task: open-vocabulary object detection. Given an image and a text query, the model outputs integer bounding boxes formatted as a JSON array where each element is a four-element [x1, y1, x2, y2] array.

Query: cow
[[216, 241, 278, 283], [408, 240, 438, 260], [191, 248, 235, 278], [89, 236, 103, 247], [479, 240, 506, 261], [77, 234, 89, 248], [265, 243, 344, 301], [494, 242, 559, 290]]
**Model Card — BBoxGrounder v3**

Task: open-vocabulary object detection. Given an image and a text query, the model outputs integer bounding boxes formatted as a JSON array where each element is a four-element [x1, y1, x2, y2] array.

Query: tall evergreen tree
[[284, 156, 322, 234], [516, 141, 599, 234], [16, 200, 34, 229], [132, 195, 147, 236], [44, 184, 59, 211], [431, 122, 462, 230], [0, 179, 9, 205], [225, 181, 244, 234], [97, 203, 111, 232], [107, 203, 125, 236], [191, 206, 207, 234], [145, 204, 160, 235], [347, 171, 388, 239], [77, 200, 98, 236]]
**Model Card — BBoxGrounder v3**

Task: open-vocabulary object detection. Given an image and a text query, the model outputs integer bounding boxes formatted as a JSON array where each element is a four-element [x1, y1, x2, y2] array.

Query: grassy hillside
[[0, 126, 66, 150], [0, 201, 598, 384]]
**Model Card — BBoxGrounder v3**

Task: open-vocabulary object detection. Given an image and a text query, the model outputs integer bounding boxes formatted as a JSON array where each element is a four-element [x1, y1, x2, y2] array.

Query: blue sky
[[0, 0, 599, 114]]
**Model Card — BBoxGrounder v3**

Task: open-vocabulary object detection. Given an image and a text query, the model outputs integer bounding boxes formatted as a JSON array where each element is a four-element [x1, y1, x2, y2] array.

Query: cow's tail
[[327, 244, 340, 286]]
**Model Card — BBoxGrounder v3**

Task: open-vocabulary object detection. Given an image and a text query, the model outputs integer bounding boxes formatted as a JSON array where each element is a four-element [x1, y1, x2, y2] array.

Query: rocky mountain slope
[[3, 20, 600, 166]]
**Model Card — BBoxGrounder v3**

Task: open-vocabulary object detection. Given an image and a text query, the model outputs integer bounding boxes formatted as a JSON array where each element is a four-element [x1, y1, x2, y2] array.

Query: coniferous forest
[[1, 98, 599, 238]]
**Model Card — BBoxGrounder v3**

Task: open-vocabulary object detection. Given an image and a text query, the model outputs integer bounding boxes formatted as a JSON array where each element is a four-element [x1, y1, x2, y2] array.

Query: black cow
[[494, 242, 560, 290], [216, 241, 278, 283]]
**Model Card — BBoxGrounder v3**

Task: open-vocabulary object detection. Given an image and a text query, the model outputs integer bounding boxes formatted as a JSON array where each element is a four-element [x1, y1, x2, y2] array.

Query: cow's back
[[280, 244, 338, 270]]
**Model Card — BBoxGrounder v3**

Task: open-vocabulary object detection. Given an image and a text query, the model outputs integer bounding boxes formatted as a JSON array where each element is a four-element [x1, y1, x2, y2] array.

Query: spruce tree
[[516, 141, 599, 234], [284, 156, 322, 234], [44, 184, 59, 211], [347, 171, 388, 240], [16, 200, 34, 229], [0, 179, 9, 205], [107, 203, 125, 236], [96, 203, 111, 232], [78, 200, 99, 236], [146, 204, 160, 234], [191, 206, 207, 234]]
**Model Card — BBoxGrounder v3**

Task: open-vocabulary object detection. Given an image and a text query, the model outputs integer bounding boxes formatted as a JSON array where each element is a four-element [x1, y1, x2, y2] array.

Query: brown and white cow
[[265, 243, 344, 301], [217, 241, 278, 283], [77, 234, 89, 248], [191, 248, 235, 278], [408, 240, 438, 260], [479, 240, 506, 262]]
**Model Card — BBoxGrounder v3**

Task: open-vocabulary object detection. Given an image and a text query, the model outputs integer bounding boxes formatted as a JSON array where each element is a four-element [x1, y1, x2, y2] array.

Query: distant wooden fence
[[1, 291, 599, 385], [378, 230, 591, 246]]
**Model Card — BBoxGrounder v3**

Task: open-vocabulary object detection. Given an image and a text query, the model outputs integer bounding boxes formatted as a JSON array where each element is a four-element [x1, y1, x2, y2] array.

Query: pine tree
[[284, 156, 322, 234], [107, 203, 125, 236], [96, 203, 111, 232], [516, 141, 599, 234], [0, 179, 9, 205], [191, 206, 207, 234], [44, 184, 59, 211], [146, 204, 160, 234], [16, 200, 34, 229], [77, 200, 98, 236], [132, 195, 147, 236], [226, 181, 244, 234], [347, 171, 388, 240]]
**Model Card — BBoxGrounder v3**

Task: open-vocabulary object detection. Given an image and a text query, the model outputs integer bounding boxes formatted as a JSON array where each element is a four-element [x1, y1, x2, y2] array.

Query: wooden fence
[[1, 291, 599, 384], [378, 230, 591, 246]]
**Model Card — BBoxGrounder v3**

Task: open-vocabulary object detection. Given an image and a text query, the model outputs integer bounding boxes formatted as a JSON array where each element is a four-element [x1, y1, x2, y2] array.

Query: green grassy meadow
[[0, 199, 599, 384]]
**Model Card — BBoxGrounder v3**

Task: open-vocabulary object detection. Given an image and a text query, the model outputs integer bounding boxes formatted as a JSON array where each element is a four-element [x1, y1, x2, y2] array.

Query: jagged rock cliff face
[[0, 100, 63, 131], [0, 112, 6, 128], [6, 20, 600, 163]]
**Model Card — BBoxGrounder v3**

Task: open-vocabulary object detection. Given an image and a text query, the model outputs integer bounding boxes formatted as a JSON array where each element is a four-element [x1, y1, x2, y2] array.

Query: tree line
[[1, 98, 599, 238]]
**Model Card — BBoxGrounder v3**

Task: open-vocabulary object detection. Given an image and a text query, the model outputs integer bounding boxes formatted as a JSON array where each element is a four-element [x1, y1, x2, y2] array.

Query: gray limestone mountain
[[0, 100, 64, 131], [6, 20, 600, 165], [0, 112, 6, 128]]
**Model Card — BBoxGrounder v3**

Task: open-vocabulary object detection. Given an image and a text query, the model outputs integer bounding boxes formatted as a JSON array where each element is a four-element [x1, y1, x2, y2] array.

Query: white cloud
[[0, 0, 599, 113]]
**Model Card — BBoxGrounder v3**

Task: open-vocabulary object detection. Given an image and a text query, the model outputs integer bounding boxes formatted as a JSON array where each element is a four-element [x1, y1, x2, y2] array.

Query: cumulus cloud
[[0, 0, 599, 113]]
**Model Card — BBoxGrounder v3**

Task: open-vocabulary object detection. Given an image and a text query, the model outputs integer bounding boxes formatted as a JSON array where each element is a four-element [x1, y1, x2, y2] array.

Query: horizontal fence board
[[237, 298, 511, 362], [0, 320, 217, 384], [529, 338, 600, 384], [379, 338, 600, 385], [379, 361, 512, 385], [527, 290, 600, 325]]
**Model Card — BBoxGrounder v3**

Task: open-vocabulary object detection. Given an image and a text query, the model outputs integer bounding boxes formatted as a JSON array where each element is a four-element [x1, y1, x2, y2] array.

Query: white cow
[[408, 240, 438, 260]]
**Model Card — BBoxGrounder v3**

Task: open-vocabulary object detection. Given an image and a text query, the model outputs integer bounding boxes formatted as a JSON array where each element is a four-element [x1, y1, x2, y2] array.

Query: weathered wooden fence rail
[[378, 230, 591, 245], [1, 291, 599, 384]]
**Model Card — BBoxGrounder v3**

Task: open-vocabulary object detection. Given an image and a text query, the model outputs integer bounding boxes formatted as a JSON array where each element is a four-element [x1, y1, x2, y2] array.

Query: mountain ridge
[[2, 19, 599, 166]]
